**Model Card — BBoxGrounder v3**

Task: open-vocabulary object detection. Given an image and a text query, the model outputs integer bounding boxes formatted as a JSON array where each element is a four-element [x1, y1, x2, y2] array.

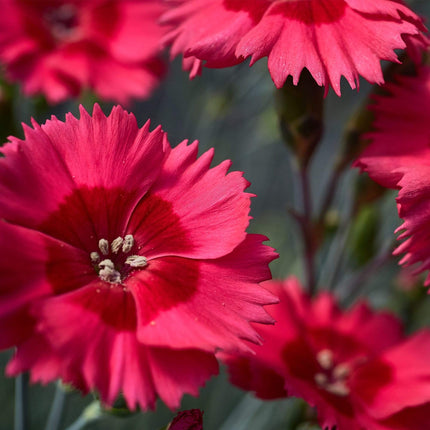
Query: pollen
[[98, 238, 109, 255], [125, 255, 147, 268], [122, 234, 134, 253], [90, 235, 147, 284], [111, 237, 124, 254], [314, 349, 351, 397]]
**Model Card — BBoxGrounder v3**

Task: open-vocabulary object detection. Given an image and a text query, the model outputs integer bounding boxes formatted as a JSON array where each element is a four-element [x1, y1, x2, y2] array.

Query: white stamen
[[98, 259, 121, 284], [125, 255, 148, 268], [314, 373, 328, 387], [325, 381, 350, 397], [98, 238, 109, 255], [111, 237, 124, 254], [90, 252, 100, 263], [333, 363, 350, 380], [99, 259, 115, 269], [122, 234, 134, 253], [316, 349, 334, 370]]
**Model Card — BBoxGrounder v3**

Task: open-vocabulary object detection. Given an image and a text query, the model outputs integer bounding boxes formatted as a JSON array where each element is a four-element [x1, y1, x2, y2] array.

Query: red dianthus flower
[[355, 65, 430, 284], [222, 278, 430, 430], [163, 0, 428, 95], [169, 409, 203, 430], [0, 104, 277, 409], [0, 0, 166, 104]]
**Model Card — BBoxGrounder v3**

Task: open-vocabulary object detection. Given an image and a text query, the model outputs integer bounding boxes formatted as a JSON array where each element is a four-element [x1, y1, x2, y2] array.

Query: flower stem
[[300, 165, 317, 295], [290, 165, 317, 295], [317, 163, 343, 224], [339, 242, 394, 305], [15, 373, 29, 430], [45, 382, 67, 430], [64, 401, 102, 430]]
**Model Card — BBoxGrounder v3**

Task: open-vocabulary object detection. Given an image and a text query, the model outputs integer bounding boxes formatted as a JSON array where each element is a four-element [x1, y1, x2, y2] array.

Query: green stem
[[317, 163, 344, 225], [340, 242, 394, 306], [15, 373, 29, 430], [299, 165, 316, 295], [45, 383, 67, 430], [64, 401, 102, 430]]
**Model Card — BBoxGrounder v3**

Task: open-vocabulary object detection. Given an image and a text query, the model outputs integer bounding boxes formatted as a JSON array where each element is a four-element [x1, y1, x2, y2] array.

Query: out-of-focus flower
[[222, 277, 430, 430], [168, 409, 203, 430], [355, 65, 430, 284], [0, 0, 167, 104], [0, 104, 277, 410], [162, 0, 428, 95]]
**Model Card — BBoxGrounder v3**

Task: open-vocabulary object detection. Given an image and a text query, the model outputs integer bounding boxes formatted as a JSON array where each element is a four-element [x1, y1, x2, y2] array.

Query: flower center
[[314, 349, 351, 397], [44, 4, 79, 41], [90, 234, 147, 285]]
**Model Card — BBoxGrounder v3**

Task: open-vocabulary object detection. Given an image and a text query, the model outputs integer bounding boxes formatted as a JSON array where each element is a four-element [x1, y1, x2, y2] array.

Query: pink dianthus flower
[[0, 104, 277, 410], [163, 0, 428, 95], [0, 0, 167, 104], [222, 278, 430, 430], [355, 65, 430, 284]]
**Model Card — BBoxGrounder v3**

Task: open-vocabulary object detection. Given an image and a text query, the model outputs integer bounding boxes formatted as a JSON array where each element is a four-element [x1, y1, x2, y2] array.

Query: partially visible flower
[[0, 0, 167, 104], [355, 65, 430, 188], [355, 65, 430, 283], [163, 0, 428, 95], [222, 278, 430, 430], [0, 104, 277, 410], [168, 409, 203, 430]]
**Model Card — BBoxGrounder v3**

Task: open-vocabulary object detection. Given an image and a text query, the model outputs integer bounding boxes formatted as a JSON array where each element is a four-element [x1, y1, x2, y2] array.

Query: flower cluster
[[0, 104, 277, 409], [222, 278, 430, 430], [0, 0, 430, 427], [0, 0, 167, 103], [163, 0, 428, 95]]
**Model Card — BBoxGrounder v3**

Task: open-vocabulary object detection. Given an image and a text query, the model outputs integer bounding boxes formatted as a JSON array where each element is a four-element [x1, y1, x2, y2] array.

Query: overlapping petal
[[163, 0, 428, 95], [355, 65, 430, 283], [355, 67, 430, 188]]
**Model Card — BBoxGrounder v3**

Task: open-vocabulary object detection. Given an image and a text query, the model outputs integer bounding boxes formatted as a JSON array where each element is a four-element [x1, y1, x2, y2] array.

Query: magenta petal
[[7, 335, 64, 385], [30, 284, 218, 410], [337, 302, 404, 354], [163, 0, 427, 95], [137, 140, 253, 259], [147, 348, 218, 409], [0, 105, 167, 248], [358, 331, 430, 419], [0, 220, 92, 347], [355, 67, 430, 188], [131, 235, 277, 352]]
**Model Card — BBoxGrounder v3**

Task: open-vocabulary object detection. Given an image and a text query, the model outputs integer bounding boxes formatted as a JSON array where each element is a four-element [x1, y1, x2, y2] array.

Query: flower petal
[[130, 234, 277, 352], [133, 140, 253, 259]]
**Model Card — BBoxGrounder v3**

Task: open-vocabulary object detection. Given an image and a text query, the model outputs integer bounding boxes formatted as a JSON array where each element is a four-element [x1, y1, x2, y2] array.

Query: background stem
[[45, 382, 67, 430], [15, 373, 29, 430]]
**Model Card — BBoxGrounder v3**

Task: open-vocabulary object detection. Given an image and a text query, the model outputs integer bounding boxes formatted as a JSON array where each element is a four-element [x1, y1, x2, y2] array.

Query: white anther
[[122, 234, 134, 253], [125, 255, 147, 268], [99, 259, 115, 269], [98, 238, 109, 255], [325, 381, 350, 397], [314, 373, 328, 387], [316, 349, 334, 370], [333, 363, 350, 380], [90, 252, 100, 263], [98, 259, 121, 284], [111, 237, 124, 254]]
